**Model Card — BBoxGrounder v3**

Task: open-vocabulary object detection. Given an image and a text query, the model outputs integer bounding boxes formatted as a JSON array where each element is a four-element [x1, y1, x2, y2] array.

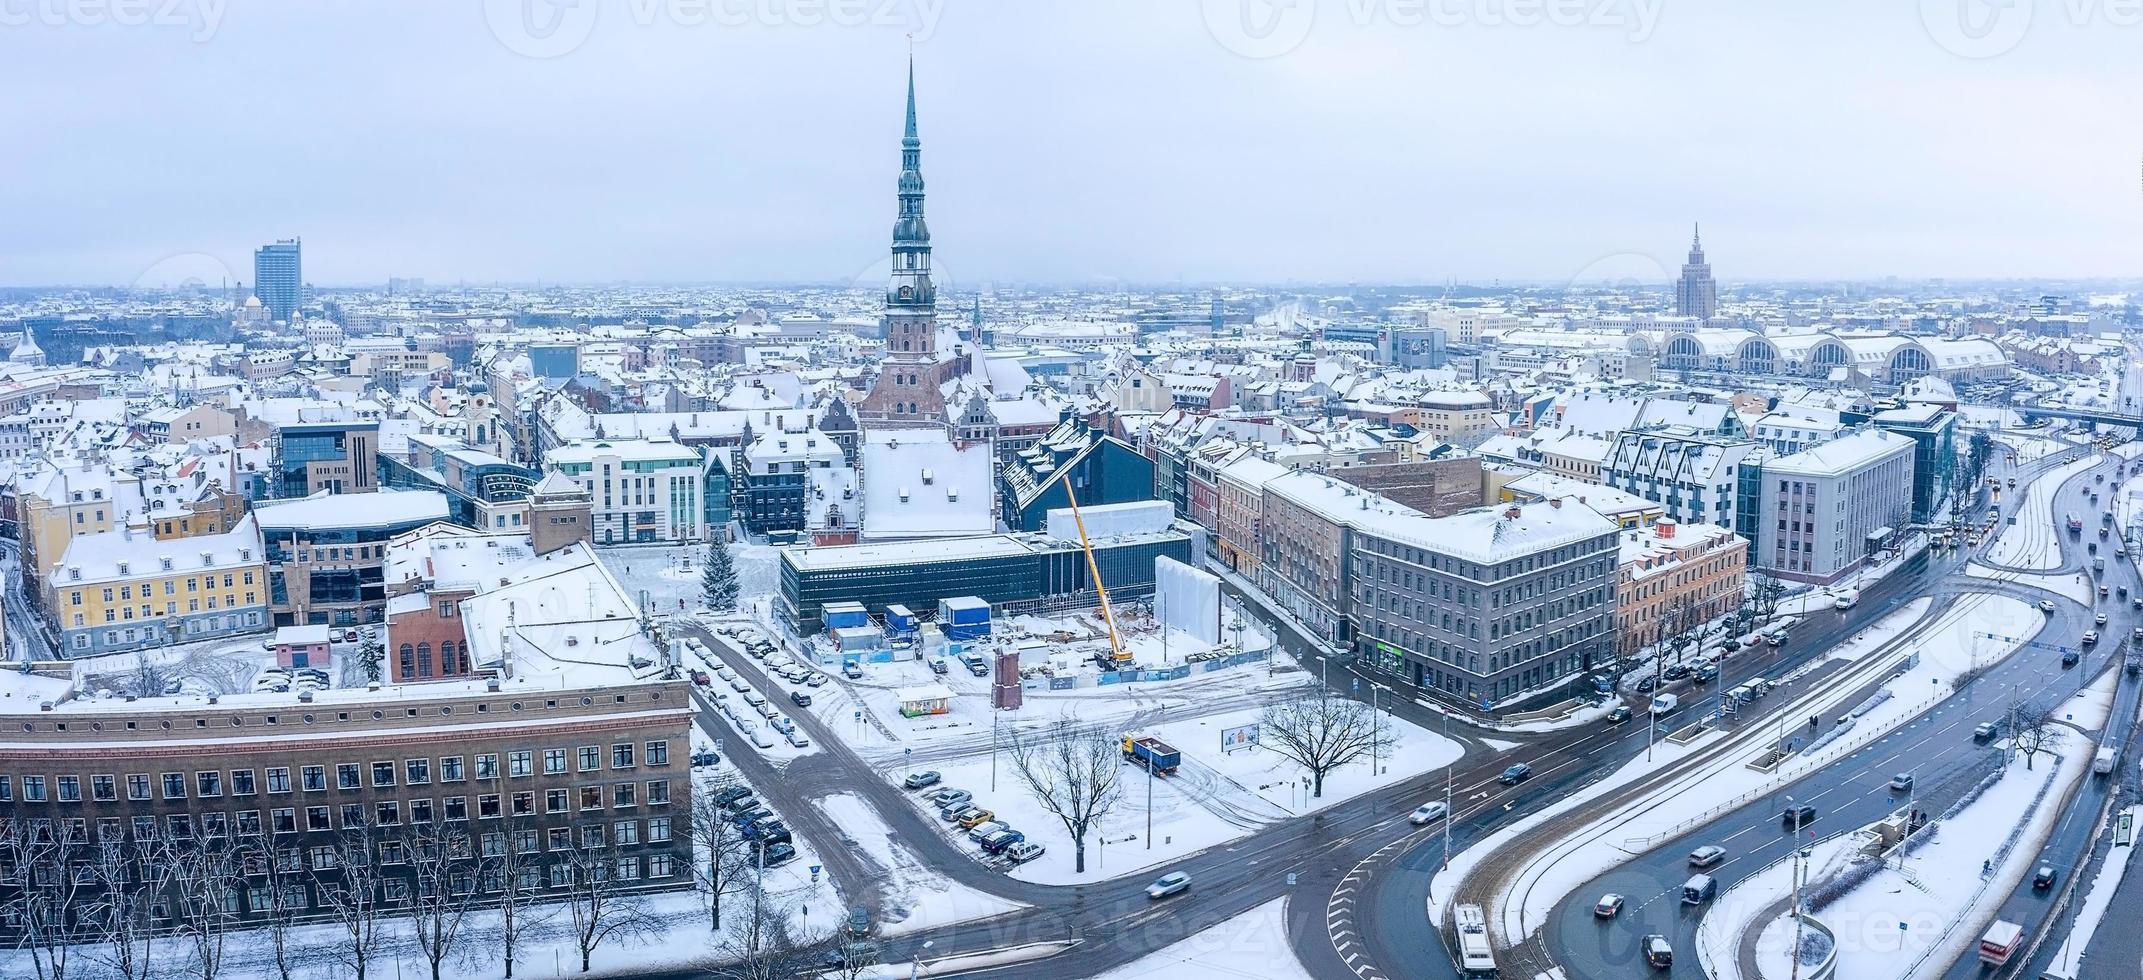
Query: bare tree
[[560, 840, 661, 972], [1751, 574, 1787, 621], [405, 822, 484, 980], [241, 834, 305, 980], [170, 830, 245, 980], [316, 821, 392, 980], [1003, 714, 1126, 874], [1259, 688, 1390, 798], [709, 875, 806, 980], [690, 781, 758, 932], [2008, 702, 2060, 770], [88, 831, 175, 980], [1, 818, 94, 980], [488, 817, 550, 980]]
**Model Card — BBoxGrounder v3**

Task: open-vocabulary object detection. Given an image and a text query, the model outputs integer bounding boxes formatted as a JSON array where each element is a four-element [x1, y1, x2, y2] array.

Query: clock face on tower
[[898, 286, 914, 300]]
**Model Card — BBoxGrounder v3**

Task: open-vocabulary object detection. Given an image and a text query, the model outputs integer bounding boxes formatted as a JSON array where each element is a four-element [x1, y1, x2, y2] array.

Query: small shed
[[893, 684, 955, 718], [273, 625, 333, 670]]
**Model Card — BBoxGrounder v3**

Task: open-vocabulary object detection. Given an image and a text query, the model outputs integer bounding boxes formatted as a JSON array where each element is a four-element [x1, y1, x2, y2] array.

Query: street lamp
[[910, 939, 935, 980]]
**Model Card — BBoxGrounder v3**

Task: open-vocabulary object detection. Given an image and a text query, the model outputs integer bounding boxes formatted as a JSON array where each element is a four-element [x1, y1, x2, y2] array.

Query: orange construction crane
[[1060, 479, 1131, 663]]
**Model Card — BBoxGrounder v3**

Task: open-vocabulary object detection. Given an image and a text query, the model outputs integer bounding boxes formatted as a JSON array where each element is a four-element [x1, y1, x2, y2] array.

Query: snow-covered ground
[[1775, 536, 1928, 617], [1789, 736, 2093, 980], [1968, 563, 2098, 606], [1703, 835, 1860, 980], [897, 706, 1460, 885], [813, 793, 1027, 935], [1091, 897, 1313, 980]]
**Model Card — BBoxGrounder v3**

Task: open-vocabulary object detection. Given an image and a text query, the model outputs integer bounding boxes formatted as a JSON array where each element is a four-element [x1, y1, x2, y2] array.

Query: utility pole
[[990, 711, 999, 792], [1145, 754, 1154, 849], [1442, 709, 1453, 872]]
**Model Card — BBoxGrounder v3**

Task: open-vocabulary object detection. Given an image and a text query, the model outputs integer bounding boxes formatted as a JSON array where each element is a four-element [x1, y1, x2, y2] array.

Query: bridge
[[2011, 403, 2143, 429]]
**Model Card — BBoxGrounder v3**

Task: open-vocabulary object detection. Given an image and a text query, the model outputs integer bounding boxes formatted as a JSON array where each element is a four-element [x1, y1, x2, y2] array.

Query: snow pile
[[1092, 897, 1313, 980], [812, 793, 1027, 935]]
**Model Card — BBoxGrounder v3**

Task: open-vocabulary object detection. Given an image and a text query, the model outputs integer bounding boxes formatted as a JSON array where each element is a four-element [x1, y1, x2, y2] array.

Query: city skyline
[[4, 3, 2140, 288]]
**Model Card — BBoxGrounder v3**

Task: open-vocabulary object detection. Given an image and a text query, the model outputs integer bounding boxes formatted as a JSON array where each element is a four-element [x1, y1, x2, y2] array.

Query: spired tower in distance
[[1674, 223, 1718, 321], [858, 58, 951, 430]]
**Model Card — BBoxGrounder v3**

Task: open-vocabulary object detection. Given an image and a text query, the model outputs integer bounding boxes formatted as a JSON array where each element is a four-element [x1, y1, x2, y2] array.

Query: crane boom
[[1060, 479, 1131, 663]]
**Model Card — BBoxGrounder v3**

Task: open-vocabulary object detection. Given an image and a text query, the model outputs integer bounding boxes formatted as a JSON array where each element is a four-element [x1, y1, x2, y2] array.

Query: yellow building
[[16, 461, 143, 595], [51, 515, 269, 657]]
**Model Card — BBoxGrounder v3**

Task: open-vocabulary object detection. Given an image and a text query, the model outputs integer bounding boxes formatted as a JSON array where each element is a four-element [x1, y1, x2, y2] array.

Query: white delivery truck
[[1651, 693, 1681, 717]]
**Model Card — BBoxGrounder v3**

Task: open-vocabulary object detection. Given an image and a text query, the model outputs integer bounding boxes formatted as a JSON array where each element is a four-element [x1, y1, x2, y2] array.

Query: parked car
[[805, 673, 829, 687], [728, 677, 751, 693], [1689, 845, 1727, 867], [750, 728, 775, 749], [690, 750, 720, 768], [942, 804, 983, 824], [713, 786, 753, 808], [929, 659, 950, 675], [929, 789, 972, 808], [1594, 894, 1624, 918], [965, 820, 1009, 842], [957, 809, 998, 830], [760, 842, 798, 866], [1635, 675, 1658, 693], [843, 663, 865, 680], [1409, 802, 1449, 825], [785, 730, 811, 748], [789, 691, 813, 708], [904, 771, 942, 790], [1499, 763, 1533, 785], [1005, 841, 1046, 864], [690, 670, 710, 686], [1146, 871, 1191, 900], [980, 829, 1026, 855]]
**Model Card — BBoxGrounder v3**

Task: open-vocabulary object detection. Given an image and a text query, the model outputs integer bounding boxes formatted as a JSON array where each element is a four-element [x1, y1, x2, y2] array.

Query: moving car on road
[[1689, 845, 1727, 867], [1409, 802, 1448, 824], [1593, 893, 1624, 918], [1146, 872, 1191, 900], [1644, 934, 1674, 969], [1498, 763, 1532, 785]]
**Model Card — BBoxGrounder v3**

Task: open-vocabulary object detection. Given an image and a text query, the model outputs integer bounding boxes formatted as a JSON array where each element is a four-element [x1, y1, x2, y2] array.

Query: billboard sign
[[1220, 723, 1260, 754]]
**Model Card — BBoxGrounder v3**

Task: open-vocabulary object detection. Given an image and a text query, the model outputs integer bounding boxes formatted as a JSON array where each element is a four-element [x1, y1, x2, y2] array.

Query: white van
[[1681, 874, 1717, 904], [1651, 693, 1681, 716]]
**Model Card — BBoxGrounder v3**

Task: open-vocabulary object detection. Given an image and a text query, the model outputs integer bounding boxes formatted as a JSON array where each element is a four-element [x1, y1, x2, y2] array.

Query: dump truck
[[1121, 734, 1181, 774]]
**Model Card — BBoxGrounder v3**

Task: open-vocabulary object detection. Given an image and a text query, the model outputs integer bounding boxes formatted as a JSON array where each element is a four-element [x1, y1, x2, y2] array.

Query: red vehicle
[[1979, 920, 2022, 967], [690, 669, 710, 686]]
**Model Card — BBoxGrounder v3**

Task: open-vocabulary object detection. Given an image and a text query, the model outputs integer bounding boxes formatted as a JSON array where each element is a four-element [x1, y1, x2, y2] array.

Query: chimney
[[1549, 497, 1563, 509], [1504, 505, 1522, 520]]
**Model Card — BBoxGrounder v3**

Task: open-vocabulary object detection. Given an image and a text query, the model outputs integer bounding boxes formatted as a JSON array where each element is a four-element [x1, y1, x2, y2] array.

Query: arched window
[[417, 642, 433, 678], [398, 643, 415, 678]]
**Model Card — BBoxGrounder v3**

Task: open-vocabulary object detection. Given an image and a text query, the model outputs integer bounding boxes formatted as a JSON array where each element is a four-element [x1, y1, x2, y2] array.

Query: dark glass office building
[[254, 238, 303, 322]]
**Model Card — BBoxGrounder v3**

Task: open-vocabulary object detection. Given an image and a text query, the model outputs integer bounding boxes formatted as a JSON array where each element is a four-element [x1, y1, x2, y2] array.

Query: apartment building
[[1349, 498, 1620, 706], [49, 515, 269, 657], [1612, 518, 1748, 655], [546, 439, 706, 544], [1757, 429, 1916, 583]]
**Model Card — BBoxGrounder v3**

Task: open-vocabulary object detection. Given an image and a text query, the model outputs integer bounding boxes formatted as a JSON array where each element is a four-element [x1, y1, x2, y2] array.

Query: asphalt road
[[1543, 449, 2141, 980]]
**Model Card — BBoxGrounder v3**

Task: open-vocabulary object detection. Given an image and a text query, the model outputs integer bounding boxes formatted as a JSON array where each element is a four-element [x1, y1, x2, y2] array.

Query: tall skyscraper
[[253, 238, 304, 322], [1674, 224, 1717, 321], [859, 60, 948, 428]]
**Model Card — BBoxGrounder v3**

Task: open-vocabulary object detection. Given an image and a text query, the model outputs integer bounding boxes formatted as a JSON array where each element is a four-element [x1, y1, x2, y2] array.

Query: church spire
[[904, 56, 918, 141]]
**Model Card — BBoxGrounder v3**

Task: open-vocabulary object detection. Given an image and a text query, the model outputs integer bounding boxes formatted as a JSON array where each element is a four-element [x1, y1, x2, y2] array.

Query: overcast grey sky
[[3, 1, 2139, 288]]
